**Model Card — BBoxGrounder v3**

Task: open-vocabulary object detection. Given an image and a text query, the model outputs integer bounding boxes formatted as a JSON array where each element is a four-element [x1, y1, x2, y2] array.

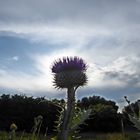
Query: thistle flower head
[[36, 115, 43, 121], [10, 123, 17, 131], [52, 57, 87, 73], [51, 56, 88, 89]]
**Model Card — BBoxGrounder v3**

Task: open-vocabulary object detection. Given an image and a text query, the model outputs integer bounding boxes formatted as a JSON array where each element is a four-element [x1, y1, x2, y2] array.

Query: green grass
[[0, 132, 139, 140], [0, 131, 52, 140]]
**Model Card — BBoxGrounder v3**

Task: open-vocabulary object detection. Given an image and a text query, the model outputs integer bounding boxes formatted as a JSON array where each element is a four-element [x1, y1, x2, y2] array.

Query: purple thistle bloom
[[51, 57, 88, 140], [52, 57, 87, 73]]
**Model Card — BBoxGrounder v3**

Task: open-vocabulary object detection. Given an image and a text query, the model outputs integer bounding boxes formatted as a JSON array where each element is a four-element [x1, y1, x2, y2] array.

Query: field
[[0, 132, 139, 140], [80, 132, 140, 140]]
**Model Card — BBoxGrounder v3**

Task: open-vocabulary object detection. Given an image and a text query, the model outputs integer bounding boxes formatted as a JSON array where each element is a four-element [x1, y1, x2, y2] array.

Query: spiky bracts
[[52, 57, 87, 73], [52, 57, 87, 89]]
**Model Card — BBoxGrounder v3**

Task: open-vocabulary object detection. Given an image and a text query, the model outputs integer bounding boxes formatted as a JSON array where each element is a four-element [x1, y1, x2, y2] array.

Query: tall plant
[[124, 96, 140, 131], [51, 57, 88, 140]]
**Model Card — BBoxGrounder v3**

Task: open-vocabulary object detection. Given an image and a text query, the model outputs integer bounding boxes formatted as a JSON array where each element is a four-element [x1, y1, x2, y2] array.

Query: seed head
[[10, 123, 17, 131], [51, 57, 88, 89]]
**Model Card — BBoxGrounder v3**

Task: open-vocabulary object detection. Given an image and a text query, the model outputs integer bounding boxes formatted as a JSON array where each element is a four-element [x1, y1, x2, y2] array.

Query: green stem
[[58, 86, 75, 140]]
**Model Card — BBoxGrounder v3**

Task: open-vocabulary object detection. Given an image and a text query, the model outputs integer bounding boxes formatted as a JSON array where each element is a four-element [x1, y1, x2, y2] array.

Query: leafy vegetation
[[0, 94, 122, 133], [0, 94, 140, 139], [0, 131, 139, 140], [0, 94, 59, 133]]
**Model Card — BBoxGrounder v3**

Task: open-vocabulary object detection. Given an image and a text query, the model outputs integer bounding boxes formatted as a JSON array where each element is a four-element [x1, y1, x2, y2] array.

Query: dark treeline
[[77, 96, 121, 132], [0, 94, 138, 134], [0, 94, 59, 134]]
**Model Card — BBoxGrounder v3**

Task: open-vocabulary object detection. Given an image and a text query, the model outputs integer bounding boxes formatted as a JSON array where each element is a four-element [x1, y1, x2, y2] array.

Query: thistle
[[32, 115, 43, 138], [124, 96, 140, 131], [52, 57, 87, 89], [52, 57, 88, 140], [9, 123, 17, 140]]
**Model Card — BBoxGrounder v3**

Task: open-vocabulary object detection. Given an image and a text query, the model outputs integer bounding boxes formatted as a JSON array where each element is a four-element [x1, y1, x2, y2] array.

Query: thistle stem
[[58, 86, 75, 140]]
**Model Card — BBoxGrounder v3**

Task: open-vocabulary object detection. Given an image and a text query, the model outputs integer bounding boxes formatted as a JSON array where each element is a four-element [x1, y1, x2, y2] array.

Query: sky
[[0, 0, 140, 111]]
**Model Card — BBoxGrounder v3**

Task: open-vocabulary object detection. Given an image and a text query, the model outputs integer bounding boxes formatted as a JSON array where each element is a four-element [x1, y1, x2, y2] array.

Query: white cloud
[[0, 0, 140, 110], [0, 22, 140, 104], [0, 48, 83, 95], [0, 69, 6, 75], [0, 45, 140, 113], [12, 56, 19, 61], [0, 23, 112, 47]]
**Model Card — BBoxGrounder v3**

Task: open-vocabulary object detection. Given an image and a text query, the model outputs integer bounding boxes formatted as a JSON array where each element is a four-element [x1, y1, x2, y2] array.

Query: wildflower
[[52, 56, 88, 140], [9, 123, 17, 140], [52, 57, 87, 73], [52, 56, 87, 89], [32, 115, 43, 137], [10, 123, 17, 131]]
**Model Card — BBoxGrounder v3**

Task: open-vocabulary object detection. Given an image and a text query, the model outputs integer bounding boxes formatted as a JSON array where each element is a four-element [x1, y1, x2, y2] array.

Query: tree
[[0, 94, 59, 133], [77, 96, 121, 132]]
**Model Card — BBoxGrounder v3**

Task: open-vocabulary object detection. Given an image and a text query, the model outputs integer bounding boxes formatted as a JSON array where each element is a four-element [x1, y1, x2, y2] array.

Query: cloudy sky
[[0, 0, 140, 110]]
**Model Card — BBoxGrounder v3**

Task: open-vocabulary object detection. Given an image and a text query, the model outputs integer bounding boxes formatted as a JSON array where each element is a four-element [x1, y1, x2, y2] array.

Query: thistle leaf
[[70, 108, 92, 132], [129, 114, 140, 130]]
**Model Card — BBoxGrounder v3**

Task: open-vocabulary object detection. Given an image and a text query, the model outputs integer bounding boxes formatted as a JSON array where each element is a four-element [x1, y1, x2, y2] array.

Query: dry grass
[[80, 132, 140, 140], [0, 131, 139, 140]]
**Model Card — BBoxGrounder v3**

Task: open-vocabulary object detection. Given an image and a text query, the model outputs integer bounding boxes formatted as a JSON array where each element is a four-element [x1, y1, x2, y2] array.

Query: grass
[[80, 132, 140, 140], [0, 132, 140, 140], [0, 131, 52, 140]]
